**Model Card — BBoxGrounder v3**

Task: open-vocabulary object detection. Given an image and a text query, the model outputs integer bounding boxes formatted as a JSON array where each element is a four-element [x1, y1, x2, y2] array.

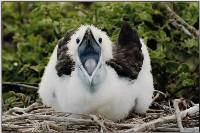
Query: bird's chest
[[56, 67, 136, 121]]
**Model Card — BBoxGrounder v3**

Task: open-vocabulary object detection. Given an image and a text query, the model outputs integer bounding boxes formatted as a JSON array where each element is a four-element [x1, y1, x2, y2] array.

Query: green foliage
[[2, 2, 199, 100], [3, 91, 29, 111]]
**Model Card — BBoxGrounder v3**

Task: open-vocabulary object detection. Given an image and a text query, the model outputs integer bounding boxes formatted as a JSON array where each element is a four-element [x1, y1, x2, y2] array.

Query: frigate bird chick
[[38, 22, 154, 121]]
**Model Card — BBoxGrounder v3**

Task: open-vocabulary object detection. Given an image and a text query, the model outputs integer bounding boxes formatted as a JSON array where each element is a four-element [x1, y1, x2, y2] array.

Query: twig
[[3, 114, 94, 124], [5, 102, 40, 115], [2, 101, 198, 132], [32, 120, 42, 132], [90, 115, 108, 132], [152, 101, 174, 113], [147, 109, 164, 112], [2, 123, 33, 130], [2, 81, 38, 94], [173, 99, 184, 132], [156, 127, 199, 132], [40, 121, 52, 132], [156, 127, 180, 132], [105, 122, 136, 129], [171, 19, 193, 37], [184, 127, 199, 132], [47, 122, 64, 131], [3, 113, 138, 129], [168, 100, 174, 114], [3, 82, 38, 90], [153, 90, 166, 97], [165, 4, 199, 38], [152, 93, 160, 102], [124, 104, 199, 132]]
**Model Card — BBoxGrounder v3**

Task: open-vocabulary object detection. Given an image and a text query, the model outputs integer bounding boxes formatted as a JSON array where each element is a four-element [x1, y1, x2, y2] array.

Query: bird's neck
[[76, 63, 107, 93]]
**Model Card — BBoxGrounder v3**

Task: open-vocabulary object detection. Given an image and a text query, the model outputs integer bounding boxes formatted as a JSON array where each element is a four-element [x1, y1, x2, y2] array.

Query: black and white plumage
[[38, 22, 154, 121]]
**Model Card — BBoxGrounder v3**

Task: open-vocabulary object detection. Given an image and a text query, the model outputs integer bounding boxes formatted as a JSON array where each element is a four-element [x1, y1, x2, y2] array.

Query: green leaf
[[165, 61, 179, 73], [178, 63, 190, 72]]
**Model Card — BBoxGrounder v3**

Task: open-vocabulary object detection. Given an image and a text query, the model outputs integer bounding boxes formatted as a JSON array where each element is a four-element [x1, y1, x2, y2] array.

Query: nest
[[2, 99, 199, 132]]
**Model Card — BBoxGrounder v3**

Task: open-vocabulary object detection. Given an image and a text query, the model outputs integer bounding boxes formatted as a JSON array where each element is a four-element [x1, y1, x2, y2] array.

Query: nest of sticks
[[2, 96, 199, 133]]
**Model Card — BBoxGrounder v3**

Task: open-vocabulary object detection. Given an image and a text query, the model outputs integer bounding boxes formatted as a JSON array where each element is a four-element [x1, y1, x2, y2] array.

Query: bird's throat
[[84, 58, 97, 76]]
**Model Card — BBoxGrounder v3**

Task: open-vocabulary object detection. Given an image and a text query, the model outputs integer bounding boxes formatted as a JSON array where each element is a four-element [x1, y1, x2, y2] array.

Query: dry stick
[[2, 124, 33, 130], [171, 20, 193, 37], [153, 90, 166, 97], [32, 120, 42, 132], [184, 127, 199, 132], [152, 101, 174, 112], [168, 100, 174, 114], [2, 81, 38, 90], [4, 107, 26, 115], [165, 4, 199, 38], [156, 127, 179, 132], [3, 114, 94, 124], [89, 115, 108, 132], [3, 106, 138, 130], [40, 121, 52, 132], [124, 104, 199, 132], [173, 99, 184, 132], [3, 113, 137, 129], [3, 115, 95, 131], [152, 93, 160, 102], [47, 122, 64, 131], [156, 127, 199, 132], [5, 102, 40, 115], [2, 81, 38, 96], [105, 122, 136, 129]]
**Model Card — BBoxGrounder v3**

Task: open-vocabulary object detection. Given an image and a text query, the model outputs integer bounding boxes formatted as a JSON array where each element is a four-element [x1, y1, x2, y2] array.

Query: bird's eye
[[76, 38, 80, 44], [98, 38, 102, 43]]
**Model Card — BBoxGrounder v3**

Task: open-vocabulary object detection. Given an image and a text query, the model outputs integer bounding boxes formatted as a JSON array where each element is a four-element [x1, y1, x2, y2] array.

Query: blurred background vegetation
[[2, 2, 199, 110]]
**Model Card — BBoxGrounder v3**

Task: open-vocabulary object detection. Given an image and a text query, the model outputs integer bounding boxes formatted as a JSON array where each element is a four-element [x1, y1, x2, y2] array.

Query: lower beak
[[79, 54, 103, 88], [78, 29, 101, 77]]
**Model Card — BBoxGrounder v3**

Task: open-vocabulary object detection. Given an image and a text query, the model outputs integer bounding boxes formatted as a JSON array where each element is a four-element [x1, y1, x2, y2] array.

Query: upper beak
[[78, 28, 101, 77]]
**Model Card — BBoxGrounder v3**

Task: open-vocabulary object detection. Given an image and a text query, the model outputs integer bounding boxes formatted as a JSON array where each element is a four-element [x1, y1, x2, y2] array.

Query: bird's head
[[66, 25, 113, 89]]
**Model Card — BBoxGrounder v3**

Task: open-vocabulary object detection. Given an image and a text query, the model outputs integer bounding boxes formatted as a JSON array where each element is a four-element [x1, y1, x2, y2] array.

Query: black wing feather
[[106, 22, 144, 80], [55, 29, 76, 76]]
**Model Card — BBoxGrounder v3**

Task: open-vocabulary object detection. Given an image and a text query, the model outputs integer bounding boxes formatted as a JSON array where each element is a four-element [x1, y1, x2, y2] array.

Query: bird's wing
[[55, 29, 76, 77], [106, 22, 144, 80]]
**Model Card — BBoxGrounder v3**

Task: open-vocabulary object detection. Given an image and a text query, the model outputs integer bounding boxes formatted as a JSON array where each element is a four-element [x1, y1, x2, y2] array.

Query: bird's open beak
[[78, 28, 101, 83]]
